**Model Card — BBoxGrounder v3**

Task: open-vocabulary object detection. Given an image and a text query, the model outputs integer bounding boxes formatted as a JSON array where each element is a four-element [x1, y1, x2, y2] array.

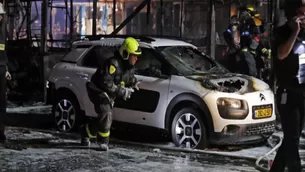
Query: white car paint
[[47, 36, 276, 147]]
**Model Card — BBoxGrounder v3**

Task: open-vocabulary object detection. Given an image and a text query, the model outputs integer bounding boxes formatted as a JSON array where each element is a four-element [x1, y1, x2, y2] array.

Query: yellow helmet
[[245, 4, 262, 26], [119, 37, 142, 60], [246, 4, 255, 12]]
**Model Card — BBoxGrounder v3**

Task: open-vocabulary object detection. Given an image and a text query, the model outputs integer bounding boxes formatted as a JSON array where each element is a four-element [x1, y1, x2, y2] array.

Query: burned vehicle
[[46, 36, 276, 149]]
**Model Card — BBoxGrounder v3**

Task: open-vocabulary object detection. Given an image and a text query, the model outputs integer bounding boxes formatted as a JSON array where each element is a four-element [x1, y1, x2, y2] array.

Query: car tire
[[52, 93, 83, 132], [171, 107, 208, 149]]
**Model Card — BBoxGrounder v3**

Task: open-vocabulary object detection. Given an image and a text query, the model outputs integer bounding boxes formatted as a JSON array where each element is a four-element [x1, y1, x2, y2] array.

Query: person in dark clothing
[[236, 4, 261, 77], [80, 37, 141, 151], [0, 3, 11, 144], [223, 15, 240, 73], [223, 4, 263, 77], [270, 1, 305, 172], [253, 42, 271, 80]]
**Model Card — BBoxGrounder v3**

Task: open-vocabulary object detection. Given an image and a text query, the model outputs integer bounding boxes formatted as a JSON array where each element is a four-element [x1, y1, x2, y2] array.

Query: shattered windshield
[[156, 46, 227, 75]]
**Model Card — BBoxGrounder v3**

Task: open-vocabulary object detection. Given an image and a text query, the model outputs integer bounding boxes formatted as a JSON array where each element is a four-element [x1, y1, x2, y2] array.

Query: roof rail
[[144, 35, 184, 40], [72, 34, 184, 44], [84, 35, 156, 43]]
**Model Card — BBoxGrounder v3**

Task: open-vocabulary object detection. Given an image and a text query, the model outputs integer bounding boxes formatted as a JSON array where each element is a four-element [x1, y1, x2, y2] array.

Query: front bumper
[[209, 121, 276, 145]]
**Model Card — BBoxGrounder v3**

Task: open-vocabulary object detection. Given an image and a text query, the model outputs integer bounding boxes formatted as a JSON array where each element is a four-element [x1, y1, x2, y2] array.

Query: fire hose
[[254, 135, 283, 172]]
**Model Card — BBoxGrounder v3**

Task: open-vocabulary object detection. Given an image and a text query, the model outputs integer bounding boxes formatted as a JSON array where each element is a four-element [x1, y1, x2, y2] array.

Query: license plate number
[[255, 108, 272, 119]]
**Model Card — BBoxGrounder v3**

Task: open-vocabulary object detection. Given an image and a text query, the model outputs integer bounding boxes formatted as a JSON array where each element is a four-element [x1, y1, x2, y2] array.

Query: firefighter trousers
[[82, 103, 113, 144], [0, 66, 6, 142], [237, 49, 258, 77]]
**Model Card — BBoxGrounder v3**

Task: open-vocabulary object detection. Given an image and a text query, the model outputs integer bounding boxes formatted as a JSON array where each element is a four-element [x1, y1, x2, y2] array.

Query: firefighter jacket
[[87, 51, 137, 104], [0, 20, 7, 68]]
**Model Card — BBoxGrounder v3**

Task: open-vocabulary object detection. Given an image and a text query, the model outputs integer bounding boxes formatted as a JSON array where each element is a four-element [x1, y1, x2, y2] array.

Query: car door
[[73, 45, 115, 117], [113, 48, 171, 129]]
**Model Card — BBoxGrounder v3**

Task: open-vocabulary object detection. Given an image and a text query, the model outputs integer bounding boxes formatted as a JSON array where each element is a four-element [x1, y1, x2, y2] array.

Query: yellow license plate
[[255, 108, 272, 118]]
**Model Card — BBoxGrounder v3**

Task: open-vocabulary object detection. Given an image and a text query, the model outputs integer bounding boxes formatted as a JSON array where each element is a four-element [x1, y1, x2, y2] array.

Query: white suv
[[46, 35, 276, 149]]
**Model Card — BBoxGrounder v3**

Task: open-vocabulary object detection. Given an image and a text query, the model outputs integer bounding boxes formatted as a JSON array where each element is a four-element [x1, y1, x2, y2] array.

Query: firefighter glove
[[122, 87, 134, 100], [133, 81, 140, 91], [5, 71, 11, 80]]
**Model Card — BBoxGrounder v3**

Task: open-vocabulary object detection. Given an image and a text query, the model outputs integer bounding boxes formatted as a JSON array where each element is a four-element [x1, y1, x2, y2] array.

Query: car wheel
[[53, 93, 83, 132], [171, 107, 208, 149]]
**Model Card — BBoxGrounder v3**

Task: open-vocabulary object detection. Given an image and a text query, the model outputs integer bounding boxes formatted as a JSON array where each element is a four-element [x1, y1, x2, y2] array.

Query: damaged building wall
[[4, 0, 272, 102], [6, 0, 232, 50]]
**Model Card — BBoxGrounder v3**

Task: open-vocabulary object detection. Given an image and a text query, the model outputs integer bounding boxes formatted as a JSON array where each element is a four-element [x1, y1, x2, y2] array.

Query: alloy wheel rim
[[54, 99, 76, 131], [174, 113, 202, 148]]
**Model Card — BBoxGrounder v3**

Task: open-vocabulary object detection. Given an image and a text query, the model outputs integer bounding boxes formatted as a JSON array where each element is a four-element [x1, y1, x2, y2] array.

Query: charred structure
[[2, 0, 276, 104]]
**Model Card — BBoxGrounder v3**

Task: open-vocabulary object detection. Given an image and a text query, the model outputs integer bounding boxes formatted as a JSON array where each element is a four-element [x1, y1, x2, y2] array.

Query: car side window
[[135, 48, 167, 78], [82, 46, 116, 68]]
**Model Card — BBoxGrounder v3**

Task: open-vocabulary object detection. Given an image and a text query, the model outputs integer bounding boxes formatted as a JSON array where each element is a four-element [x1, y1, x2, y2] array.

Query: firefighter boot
[[80, 124, 96, 147], [0, 134, 6, 147], [98, 143, 108, 151], [0, 133, 6, 144], [81, 137, 90, 147], [97, 135, 109, 151]]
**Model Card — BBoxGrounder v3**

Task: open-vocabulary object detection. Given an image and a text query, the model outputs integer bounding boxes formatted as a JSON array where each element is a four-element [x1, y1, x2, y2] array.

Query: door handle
[[77, 72, 88, 77]]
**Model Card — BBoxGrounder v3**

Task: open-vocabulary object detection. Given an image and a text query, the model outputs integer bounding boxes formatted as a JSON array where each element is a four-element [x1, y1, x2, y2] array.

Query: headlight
[[217, 98, 249, 119], [217, 98, 242, 108]]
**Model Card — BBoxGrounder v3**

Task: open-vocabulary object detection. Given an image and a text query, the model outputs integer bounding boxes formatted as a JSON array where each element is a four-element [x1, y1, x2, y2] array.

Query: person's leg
[[270, 145, 285, 172], [299, 85, 305, 138], [271, 90, 302, 172], [96, 103, 113, 151], [270, 89, 289, 172], [285, 91, 304, 172], [242, 50, 258, 77], [0, 66, 6, 143], [80, 117, 97, 146], [298, 92, 305, 137], [81, 82, 100, 146]]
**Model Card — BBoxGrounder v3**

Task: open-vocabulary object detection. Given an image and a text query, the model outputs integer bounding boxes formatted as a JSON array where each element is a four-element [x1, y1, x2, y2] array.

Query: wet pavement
[[1, 112, 305, 172], [0, 127, 260, 172]]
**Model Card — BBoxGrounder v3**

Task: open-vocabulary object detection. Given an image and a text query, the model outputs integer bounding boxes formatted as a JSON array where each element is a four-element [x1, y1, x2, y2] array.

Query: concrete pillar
[[207, 0, 216, 58], [92, 0, 97, 35]]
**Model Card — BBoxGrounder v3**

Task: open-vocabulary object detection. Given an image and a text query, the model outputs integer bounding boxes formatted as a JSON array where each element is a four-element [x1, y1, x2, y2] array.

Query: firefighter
[[223, 15, 241, 72], [235, 4, 261, 77], [255, 43, 272, 80], [80, 37, 141, 151], [223, 4, 260, 77], [243, 7, 271, 80], [0, 3, 11, 145]]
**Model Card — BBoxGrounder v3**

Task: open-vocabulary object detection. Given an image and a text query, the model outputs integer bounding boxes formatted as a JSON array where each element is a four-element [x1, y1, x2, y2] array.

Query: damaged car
[[46, 35, 276, 149]]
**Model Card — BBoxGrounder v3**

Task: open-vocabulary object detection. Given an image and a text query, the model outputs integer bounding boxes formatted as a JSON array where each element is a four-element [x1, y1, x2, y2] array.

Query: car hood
[[185, 73, 270, 94]]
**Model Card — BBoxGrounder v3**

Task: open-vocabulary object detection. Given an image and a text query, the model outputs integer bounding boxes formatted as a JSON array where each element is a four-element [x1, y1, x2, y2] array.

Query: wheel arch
[[165, 93, 214, 138], [53, 86, 85, 132], [54, 85, 84, 111]]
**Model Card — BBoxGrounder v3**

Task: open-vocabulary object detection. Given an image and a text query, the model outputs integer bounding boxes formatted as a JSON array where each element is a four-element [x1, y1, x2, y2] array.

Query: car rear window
[[60, 47, 89, 63]]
